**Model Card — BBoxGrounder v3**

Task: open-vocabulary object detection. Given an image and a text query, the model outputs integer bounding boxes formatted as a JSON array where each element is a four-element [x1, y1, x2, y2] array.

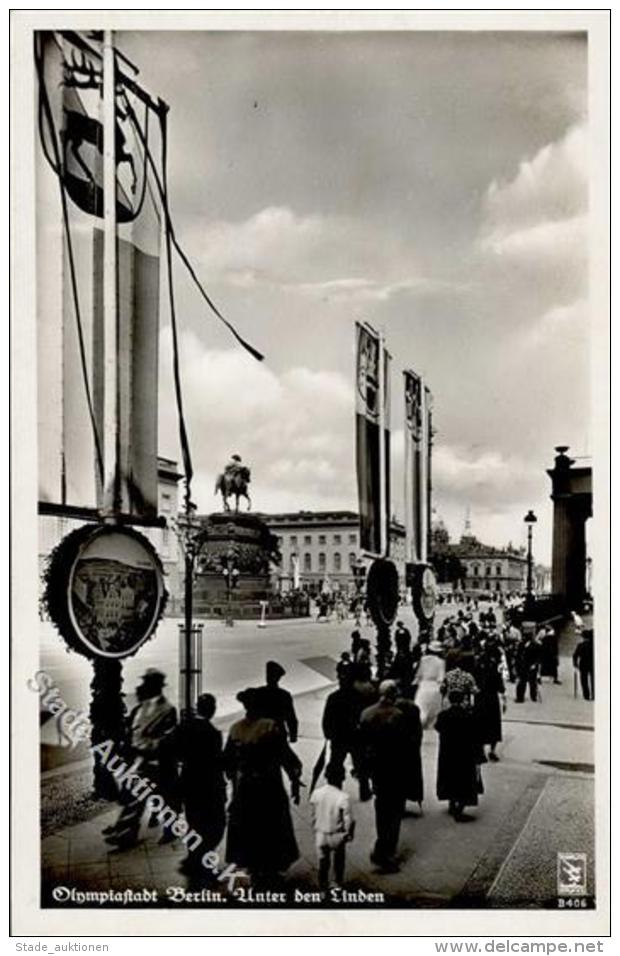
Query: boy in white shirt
[[310, 763, 355, 894]]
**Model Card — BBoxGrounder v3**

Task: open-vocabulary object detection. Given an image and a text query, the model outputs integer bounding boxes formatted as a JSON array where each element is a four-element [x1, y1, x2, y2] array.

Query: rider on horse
[[225, 454, 243, 482], [216, 454, 252, 512]]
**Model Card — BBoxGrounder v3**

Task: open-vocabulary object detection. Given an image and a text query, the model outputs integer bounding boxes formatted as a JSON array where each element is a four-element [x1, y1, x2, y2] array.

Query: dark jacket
[[435, 704, 482, 807], [573, 639, 593, 673], [177, 716, 226, 849], [224, 716, 301, 874], [359, 699, 410, 792], [254, 684, 299, 742]]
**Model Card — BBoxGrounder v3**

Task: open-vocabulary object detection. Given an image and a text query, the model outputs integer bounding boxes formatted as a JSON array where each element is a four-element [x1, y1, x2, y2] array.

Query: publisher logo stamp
[[557, 853, 587, 896]]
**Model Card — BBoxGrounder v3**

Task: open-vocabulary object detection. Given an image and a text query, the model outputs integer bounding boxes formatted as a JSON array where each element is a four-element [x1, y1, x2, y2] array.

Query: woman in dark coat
[[224, 688, 302, 881], [435, 689, 482, 821], [474, 642, 506, 762], [395, 694, 424, 808]]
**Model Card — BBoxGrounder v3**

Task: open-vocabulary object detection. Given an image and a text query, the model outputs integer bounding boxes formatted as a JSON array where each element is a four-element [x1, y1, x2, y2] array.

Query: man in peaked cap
[[254, 660, 299, 743]]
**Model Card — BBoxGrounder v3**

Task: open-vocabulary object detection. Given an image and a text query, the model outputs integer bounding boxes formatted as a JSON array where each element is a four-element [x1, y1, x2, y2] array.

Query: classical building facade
[[454, 535, 528, 595], [259, 510, 407, 594]]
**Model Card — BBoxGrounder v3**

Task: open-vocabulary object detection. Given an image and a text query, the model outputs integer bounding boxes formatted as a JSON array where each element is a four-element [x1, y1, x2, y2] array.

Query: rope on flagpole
[[121, 90, 265, 363], [159, 102, 194, 505]]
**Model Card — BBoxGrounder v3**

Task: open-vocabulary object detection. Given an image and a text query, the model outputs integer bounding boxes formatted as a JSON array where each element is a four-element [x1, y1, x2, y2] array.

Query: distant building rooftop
[[259, 510, 405, 535]]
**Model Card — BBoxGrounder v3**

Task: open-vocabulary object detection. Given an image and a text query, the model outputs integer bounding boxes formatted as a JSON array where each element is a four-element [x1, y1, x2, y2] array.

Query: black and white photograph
[[10, 9, 610, 938]]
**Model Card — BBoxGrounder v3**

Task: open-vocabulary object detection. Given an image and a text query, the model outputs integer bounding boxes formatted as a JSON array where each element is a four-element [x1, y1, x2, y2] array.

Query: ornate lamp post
[[524, 510, 537, 612], [352, 556, 366, 593], [173, 509, 207, 717], [222, 548, 239, 627]]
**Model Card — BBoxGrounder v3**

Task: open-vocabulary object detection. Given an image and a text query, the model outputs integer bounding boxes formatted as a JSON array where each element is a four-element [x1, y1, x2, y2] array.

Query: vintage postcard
[[10, 9, 610, 938]]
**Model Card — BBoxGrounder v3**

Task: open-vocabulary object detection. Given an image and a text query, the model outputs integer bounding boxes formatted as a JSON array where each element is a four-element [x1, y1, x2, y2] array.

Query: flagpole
[[378, 329, 387, 558], [403, 373, 413, 563], [420, 384, 428, 564], [102, 29, 119, 513]]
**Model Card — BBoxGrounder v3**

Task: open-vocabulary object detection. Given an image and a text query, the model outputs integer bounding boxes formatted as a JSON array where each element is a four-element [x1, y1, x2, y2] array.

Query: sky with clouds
[[119, 28, 589, 564]]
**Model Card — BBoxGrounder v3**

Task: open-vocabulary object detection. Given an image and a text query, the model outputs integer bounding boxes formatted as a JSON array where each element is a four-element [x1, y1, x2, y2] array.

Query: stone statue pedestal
[[190, 513, 307, 620]]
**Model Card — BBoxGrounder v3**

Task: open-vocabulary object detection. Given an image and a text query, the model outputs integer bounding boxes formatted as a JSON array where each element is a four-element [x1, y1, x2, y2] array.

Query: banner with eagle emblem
[[404, 369, 423, 562], [355, 322, 391, 556]]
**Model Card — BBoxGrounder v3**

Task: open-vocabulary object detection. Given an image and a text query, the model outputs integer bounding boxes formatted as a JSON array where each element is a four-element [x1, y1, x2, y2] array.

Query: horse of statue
[[214, 466, 252, 513]]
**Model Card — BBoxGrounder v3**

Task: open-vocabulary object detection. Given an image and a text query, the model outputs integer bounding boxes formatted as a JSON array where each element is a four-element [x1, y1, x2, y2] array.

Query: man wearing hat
[[255, 661, 298, 742], [105, 668, 177, 848]]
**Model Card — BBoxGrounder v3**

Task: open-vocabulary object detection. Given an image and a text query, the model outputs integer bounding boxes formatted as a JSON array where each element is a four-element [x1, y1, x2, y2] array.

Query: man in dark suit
[[177, 693, 226, 875], [322, 670, 372, 801], [359, 680, 410, 872], [573, 629, 594, 700], [514, 633, 542, 702]]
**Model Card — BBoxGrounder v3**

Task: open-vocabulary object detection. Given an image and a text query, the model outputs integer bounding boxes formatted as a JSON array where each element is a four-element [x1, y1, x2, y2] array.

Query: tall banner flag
[[36, 31, 162, 516], [423, 384, 433, 563], [382, 345, 392, 557], [404, 369, 423, 562], [355, 322, 390, 556]]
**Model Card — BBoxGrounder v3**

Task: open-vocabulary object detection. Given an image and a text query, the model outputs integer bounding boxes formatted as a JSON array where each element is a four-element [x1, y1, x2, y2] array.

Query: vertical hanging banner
[[36, 31, 162, 516], [382, 344, 392, 557], [423, 384, 434, 564], [404, 369, 423, 563], [355, 322, 390, 556]]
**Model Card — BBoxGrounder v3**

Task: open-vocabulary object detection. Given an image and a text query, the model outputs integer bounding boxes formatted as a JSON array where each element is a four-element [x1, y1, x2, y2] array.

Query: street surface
[[39, 605, 595, 908], [40, 604, 444, 767]]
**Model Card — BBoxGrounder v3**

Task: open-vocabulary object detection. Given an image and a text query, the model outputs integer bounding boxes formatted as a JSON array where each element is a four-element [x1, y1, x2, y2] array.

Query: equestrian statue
[[214, 454, 252, 513]]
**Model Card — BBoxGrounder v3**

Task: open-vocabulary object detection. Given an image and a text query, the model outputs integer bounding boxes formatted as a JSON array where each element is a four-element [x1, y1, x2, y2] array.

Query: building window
[[349, 552, 357, 568], [318, 552, 326, 572], [318, 534, 326, 545], [304, 535, 312, 545], [473, 565, 479, 577], [304, 553, 312, 572], [333, 534, 341, 545], [349, 533, 357, 544], [473, 579, 479, 589], [333, 552, 341, 572], [290, 535, 298, 547], [495, 581, 501, 591], [496, 564, 502, 575], [485, 566, 491, 576], [160, 491, 172, 514]]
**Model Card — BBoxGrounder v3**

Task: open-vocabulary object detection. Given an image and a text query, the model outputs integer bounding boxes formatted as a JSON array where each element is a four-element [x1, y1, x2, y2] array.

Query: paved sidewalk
[[41, 657, 595, 909]]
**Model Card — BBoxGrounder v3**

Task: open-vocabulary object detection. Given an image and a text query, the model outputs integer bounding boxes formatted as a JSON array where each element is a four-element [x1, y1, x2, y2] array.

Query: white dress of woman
[[415, 649, 446, 729]]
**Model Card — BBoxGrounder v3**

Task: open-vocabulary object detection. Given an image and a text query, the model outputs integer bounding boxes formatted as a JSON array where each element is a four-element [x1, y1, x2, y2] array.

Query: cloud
[[478, 124, 588, 306], [523, 298, 589, 350], [433, 444, 540, 505], [482, 123, 587, 235], [158, 328, 356, 513], [187, 205, 451, 305]]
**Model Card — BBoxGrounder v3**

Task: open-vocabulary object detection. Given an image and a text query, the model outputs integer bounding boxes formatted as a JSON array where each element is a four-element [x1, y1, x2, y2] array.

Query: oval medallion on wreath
[[43, 524, 167, 660], [365, 558, 400, 627]]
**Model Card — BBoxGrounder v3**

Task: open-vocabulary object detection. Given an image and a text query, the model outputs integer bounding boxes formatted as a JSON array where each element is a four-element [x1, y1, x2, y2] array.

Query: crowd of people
[[99, 600, 593, 896]]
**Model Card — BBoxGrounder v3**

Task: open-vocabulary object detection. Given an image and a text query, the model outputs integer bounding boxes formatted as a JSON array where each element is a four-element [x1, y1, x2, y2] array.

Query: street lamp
[[351, 557, 366, 625], [524, 510, 537, 611], [222, 549, 239, 627]]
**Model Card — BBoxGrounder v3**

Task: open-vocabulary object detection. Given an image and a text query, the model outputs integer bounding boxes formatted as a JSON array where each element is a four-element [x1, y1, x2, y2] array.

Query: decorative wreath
[[365, 558, 400, 627], [42, 522, 168, 660]]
